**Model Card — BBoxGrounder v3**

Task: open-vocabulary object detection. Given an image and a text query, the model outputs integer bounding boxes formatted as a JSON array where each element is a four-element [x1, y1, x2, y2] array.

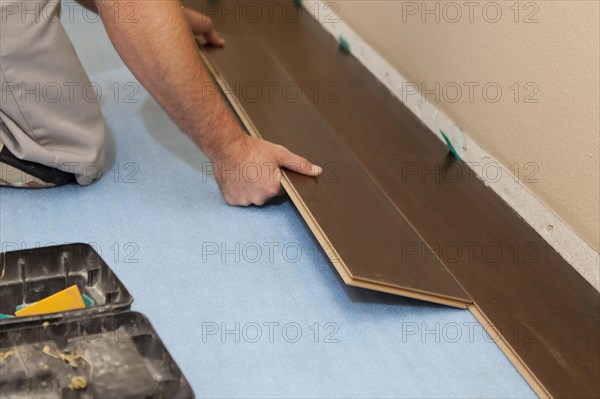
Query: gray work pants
[[0, 0, 106, 185]]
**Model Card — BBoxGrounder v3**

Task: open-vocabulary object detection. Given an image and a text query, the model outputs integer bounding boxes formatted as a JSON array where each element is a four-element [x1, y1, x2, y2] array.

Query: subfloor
[[0, 8, 536, 398]]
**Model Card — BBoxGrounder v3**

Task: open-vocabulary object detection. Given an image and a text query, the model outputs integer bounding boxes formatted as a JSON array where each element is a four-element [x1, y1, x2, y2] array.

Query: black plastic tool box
[[0, 243, 194, 399]]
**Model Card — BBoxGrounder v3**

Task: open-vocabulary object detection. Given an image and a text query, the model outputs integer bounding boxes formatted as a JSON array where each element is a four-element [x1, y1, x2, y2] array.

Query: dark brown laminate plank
[[184, 0, 445, 160], [186, 1, 600, 396], [363, 154, 600, 398], [200, 38, 470, 306]]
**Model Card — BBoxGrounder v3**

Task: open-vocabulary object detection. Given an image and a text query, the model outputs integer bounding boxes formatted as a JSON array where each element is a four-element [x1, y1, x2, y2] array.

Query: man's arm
[[75, 2, 224, 48], [94, 0, 321, 206]]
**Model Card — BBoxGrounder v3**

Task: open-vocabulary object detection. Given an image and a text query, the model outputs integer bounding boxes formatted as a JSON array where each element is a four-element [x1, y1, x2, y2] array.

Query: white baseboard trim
[[302, 0, 600, 291]]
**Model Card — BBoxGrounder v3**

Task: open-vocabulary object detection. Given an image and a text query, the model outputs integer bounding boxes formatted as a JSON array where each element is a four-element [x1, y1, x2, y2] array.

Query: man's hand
[[183, 8, 225, 46], [96, 1, 320, 206], [213, 136, 322, 206]]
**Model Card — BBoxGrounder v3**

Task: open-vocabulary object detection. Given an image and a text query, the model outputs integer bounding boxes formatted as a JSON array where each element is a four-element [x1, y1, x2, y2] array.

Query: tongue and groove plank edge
[[196, 33, 599, 398], [365, 154, 600, 398], [198, 39, 471, 308]]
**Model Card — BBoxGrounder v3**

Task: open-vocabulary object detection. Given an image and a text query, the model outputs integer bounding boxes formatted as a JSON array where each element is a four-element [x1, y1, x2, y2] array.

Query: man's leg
[[0, 0, 107, 187]]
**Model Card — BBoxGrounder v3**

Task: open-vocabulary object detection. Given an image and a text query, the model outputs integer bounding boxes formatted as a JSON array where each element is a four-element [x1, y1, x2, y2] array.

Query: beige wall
[[332, 0, 599, 252]]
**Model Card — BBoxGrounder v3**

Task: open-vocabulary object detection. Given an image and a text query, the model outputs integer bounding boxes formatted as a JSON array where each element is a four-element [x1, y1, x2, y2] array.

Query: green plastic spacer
[[440, 130, 462, 161], [339, 35, 351, 54]]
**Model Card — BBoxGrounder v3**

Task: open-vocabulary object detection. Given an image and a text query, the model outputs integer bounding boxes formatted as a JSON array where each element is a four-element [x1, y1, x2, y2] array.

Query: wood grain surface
[[186, 1, 600, 397], [366, 154, 600, 398], [200, 37, 471, 307]]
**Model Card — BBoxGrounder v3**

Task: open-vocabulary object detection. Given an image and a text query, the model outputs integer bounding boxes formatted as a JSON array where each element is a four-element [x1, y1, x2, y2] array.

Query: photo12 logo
[[400, 2, 540, 24], [2, 1, 140, 24], [201, 321, 340, 344], [401, 81, 540, 105]]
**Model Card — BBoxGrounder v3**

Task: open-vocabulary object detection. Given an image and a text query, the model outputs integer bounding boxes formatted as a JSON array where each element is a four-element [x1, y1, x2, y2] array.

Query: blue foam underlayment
[[0, 9, 535, 399]]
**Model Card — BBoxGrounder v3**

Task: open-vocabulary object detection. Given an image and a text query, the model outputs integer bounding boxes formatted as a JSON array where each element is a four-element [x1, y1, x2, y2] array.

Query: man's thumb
[[279, 149, 322, 176]]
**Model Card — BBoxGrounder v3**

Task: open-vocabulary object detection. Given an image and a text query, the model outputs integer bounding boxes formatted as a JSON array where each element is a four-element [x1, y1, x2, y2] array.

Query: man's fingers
[[278, 147, 322, 176], [200, 17, 225, 46], [188, 11, 225, 46], [205, 29, 225, 47]]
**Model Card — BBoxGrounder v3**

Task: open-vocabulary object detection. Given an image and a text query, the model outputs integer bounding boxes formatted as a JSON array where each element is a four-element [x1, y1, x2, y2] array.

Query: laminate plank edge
[[469, 304, 550, 399], [197, 41, 470, 309]]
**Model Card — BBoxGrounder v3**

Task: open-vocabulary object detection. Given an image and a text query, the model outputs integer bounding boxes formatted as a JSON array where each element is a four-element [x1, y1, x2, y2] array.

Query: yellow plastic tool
[[15, 285, 85, 317]]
